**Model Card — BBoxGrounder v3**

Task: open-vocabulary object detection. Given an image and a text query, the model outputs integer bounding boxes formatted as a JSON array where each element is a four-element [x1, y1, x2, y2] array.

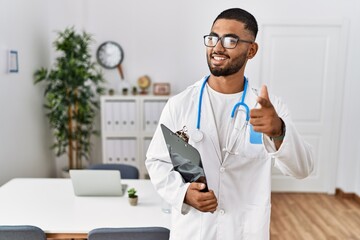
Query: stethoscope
[[191, 75, 250, 145]]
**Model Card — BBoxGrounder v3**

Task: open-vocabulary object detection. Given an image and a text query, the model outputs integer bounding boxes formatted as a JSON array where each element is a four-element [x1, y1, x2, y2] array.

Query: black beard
[[209, 65, 240, 77], [207, 53, 247, 77]]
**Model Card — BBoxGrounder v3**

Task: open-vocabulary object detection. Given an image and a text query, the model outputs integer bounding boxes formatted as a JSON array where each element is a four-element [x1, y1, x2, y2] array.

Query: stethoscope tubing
[[196, 75, 249, 131], [230, 79, 250, 121], [196, 78, 208, 130]]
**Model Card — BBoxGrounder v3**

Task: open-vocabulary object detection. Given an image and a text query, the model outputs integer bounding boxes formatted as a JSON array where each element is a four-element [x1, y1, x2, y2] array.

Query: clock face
[[96, 41, 124, 69]]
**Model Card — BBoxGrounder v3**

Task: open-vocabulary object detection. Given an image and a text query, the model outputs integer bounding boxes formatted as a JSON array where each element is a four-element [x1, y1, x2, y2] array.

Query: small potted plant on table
[[128, 188, 138, 206]]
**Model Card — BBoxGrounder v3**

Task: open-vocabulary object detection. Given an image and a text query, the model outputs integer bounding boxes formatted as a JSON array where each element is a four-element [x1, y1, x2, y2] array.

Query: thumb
[[259, 84, 270, 101], [192, 182, 206, 191], [257, 85, 271, 108]]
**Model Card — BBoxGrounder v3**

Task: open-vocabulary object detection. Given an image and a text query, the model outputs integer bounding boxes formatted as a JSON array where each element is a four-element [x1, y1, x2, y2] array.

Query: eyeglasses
[[203, 35, 253, 49]]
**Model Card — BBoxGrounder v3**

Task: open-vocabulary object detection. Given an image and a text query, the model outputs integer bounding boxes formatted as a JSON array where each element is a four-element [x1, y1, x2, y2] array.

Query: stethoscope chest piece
[[191, 129, 204, 143]]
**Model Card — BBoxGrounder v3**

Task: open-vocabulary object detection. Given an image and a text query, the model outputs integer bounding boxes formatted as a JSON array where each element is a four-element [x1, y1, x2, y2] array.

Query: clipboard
[[160, 124, 208, 192]]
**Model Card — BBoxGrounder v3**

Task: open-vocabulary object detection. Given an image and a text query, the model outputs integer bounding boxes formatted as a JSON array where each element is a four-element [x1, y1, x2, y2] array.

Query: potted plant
[[127, 188, 138, 206], [34, 27, 105, 173]]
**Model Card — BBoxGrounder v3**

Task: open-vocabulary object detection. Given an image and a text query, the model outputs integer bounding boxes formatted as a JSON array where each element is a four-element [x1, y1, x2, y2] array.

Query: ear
[[247, 42, 258, 59]]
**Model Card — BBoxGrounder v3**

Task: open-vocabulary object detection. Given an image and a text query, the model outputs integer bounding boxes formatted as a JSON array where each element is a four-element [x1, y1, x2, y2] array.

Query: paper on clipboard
[[160, 124, 208, 192]]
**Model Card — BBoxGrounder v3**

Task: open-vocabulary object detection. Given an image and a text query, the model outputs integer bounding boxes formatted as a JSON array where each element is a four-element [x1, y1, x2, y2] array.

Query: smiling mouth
[[213, 56, 226, 61], [211, 54, 228, 65]]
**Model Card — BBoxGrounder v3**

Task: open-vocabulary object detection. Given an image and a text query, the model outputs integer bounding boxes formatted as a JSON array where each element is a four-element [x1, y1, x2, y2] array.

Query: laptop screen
[[69, 170, 126, 196]]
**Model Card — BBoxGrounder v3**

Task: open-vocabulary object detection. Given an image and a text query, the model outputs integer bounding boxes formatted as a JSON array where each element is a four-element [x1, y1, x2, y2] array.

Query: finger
[[259, 85, 270, 101], [201, 190, 218, 201], [198, 203, 217, 213], [252, 125, 266, 133], [257, 97, 271, 108], [200, 196, 217, 205], [202, 202, 218, 212], [249, 118, 265, 127], [198, 195, 218, 211], [250, 108, 264, 118]]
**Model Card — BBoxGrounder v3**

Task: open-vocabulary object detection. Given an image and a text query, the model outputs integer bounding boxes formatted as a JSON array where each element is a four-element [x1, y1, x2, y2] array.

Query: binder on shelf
[[120, 101, 128, 130], [123, 139, 129, 163], [130, 139, 137, 163], [128, 102, 136, 130], [105, 139, 115, 163], [104, 102, 114, 132], [113, 101, 121, 132], [144, 101, 152, 131], [115, 139, 122, 163], [101, 95, 170, 179], [150, 102, 157, 131]]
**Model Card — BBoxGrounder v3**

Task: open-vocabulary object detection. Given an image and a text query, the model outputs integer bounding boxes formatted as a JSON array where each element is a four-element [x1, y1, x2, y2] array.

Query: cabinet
[[100, 95, 169, 178]]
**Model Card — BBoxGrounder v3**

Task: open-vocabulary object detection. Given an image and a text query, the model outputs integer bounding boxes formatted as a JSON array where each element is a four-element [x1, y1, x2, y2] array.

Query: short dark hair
[[213, 8, 258, 39]]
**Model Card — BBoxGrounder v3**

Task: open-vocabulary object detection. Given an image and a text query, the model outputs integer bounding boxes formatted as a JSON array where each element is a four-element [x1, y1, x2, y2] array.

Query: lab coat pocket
[[239, 139, 267, 160], [243, 204, 271, 236], [236, 127, 267, 160]]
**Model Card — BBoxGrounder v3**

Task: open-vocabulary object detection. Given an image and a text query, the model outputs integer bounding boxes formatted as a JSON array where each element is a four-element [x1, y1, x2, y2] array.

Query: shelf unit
[[100, 95, 169, 178]]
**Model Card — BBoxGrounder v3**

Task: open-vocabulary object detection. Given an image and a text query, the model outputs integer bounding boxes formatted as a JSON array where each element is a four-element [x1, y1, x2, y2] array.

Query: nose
[[213, 38, 225, 51]]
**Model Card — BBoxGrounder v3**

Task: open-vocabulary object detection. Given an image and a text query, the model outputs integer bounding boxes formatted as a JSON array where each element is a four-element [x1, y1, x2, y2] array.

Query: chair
[[88, 227, 170, 240], [87, 163, 139, 179], [0, 225, 46, 240]]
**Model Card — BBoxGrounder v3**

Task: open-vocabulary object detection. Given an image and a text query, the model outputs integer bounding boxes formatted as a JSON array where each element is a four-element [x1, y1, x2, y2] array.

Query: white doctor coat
[[146, 76, 314, 240]]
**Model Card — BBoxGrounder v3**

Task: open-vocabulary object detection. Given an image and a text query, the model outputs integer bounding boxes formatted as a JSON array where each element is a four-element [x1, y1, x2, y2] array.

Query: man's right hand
[[184, 182, 218, 213]]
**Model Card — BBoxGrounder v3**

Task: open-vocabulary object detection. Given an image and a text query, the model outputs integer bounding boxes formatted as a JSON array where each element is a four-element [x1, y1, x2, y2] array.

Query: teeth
[[214, 56, 226, 60]]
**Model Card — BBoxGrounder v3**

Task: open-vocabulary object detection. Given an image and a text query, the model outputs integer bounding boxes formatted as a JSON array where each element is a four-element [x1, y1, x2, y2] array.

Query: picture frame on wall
[[153, 83, 170, 95]]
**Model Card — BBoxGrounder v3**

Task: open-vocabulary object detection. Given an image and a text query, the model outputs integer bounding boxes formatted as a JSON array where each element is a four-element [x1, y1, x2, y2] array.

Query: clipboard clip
[[175, 126, 189, 143]]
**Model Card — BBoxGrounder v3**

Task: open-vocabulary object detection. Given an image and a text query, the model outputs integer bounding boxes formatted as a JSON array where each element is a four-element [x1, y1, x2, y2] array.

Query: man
[[146, 8, 313, 239]]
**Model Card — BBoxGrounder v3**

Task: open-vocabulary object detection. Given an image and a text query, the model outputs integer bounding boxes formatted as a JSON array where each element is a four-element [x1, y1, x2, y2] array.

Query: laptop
[[69, 169, 127, 196]]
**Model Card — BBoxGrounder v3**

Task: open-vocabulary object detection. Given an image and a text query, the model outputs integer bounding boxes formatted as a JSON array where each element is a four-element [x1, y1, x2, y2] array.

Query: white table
[[0, 178, 171, 239]]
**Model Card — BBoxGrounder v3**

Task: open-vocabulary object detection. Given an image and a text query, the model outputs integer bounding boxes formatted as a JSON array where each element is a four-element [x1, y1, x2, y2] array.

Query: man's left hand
[[249, 85, 283, 138]]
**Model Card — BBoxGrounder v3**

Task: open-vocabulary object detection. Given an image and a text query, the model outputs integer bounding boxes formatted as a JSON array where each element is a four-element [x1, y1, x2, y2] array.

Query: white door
[[257, 21, 348, 193]]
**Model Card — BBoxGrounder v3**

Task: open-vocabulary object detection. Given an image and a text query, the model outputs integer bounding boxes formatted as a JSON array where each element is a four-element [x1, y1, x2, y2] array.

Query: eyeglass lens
[[204, 35, 239, 49]]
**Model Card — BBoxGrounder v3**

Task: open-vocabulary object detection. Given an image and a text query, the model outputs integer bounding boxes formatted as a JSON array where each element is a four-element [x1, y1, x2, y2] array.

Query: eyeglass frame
[[203, 34, 254, 49]]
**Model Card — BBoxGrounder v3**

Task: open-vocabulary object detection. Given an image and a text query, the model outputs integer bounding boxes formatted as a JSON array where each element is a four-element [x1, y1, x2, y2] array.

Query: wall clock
[[96, 41, 124, 79]]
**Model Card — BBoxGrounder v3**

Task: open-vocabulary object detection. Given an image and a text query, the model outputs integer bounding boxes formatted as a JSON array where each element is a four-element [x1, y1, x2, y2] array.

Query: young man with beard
[[146, 8, 313, 240]]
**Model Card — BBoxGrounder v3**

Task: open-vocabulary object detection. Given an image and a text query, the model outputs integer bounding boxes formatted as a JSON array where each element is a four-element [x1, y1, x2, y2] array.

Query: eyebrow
[[209, 32, 239, 39]]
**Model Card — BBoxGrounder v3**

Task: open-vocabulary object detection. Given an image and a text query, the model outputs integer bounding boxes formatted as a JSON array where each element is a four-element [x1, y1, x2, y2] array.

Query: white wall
[[0, 0, 54, 185], [0, 0, 359, 195]]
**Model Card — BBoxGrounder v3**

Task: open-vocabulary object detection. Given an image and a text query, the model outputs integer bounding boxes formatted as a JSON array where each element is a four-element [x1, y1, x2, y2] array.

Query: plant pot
[[128, 197, 138, 206]]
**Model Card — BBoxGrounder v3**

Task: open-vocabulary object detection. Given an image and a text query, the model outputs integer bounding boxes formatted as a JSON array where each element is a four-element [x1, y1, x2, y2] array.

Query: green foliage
[[34, 27, 105, 169], [127, 188, 137, 198]]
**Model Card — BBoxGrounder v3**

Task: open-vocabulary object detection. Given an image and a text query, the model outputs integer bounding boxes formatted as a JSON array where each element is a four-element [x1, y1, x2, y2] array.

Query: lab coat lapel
[[193, 83, 222, 164], [247, 86, 260, 110], [223, 84, 260, 162]]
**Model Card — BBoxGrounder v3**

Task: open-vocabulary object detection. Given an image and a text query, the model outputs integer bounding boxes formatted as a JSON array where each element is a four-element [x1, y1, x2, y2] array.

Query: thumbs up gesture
[[249, 85, 283, 139]]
